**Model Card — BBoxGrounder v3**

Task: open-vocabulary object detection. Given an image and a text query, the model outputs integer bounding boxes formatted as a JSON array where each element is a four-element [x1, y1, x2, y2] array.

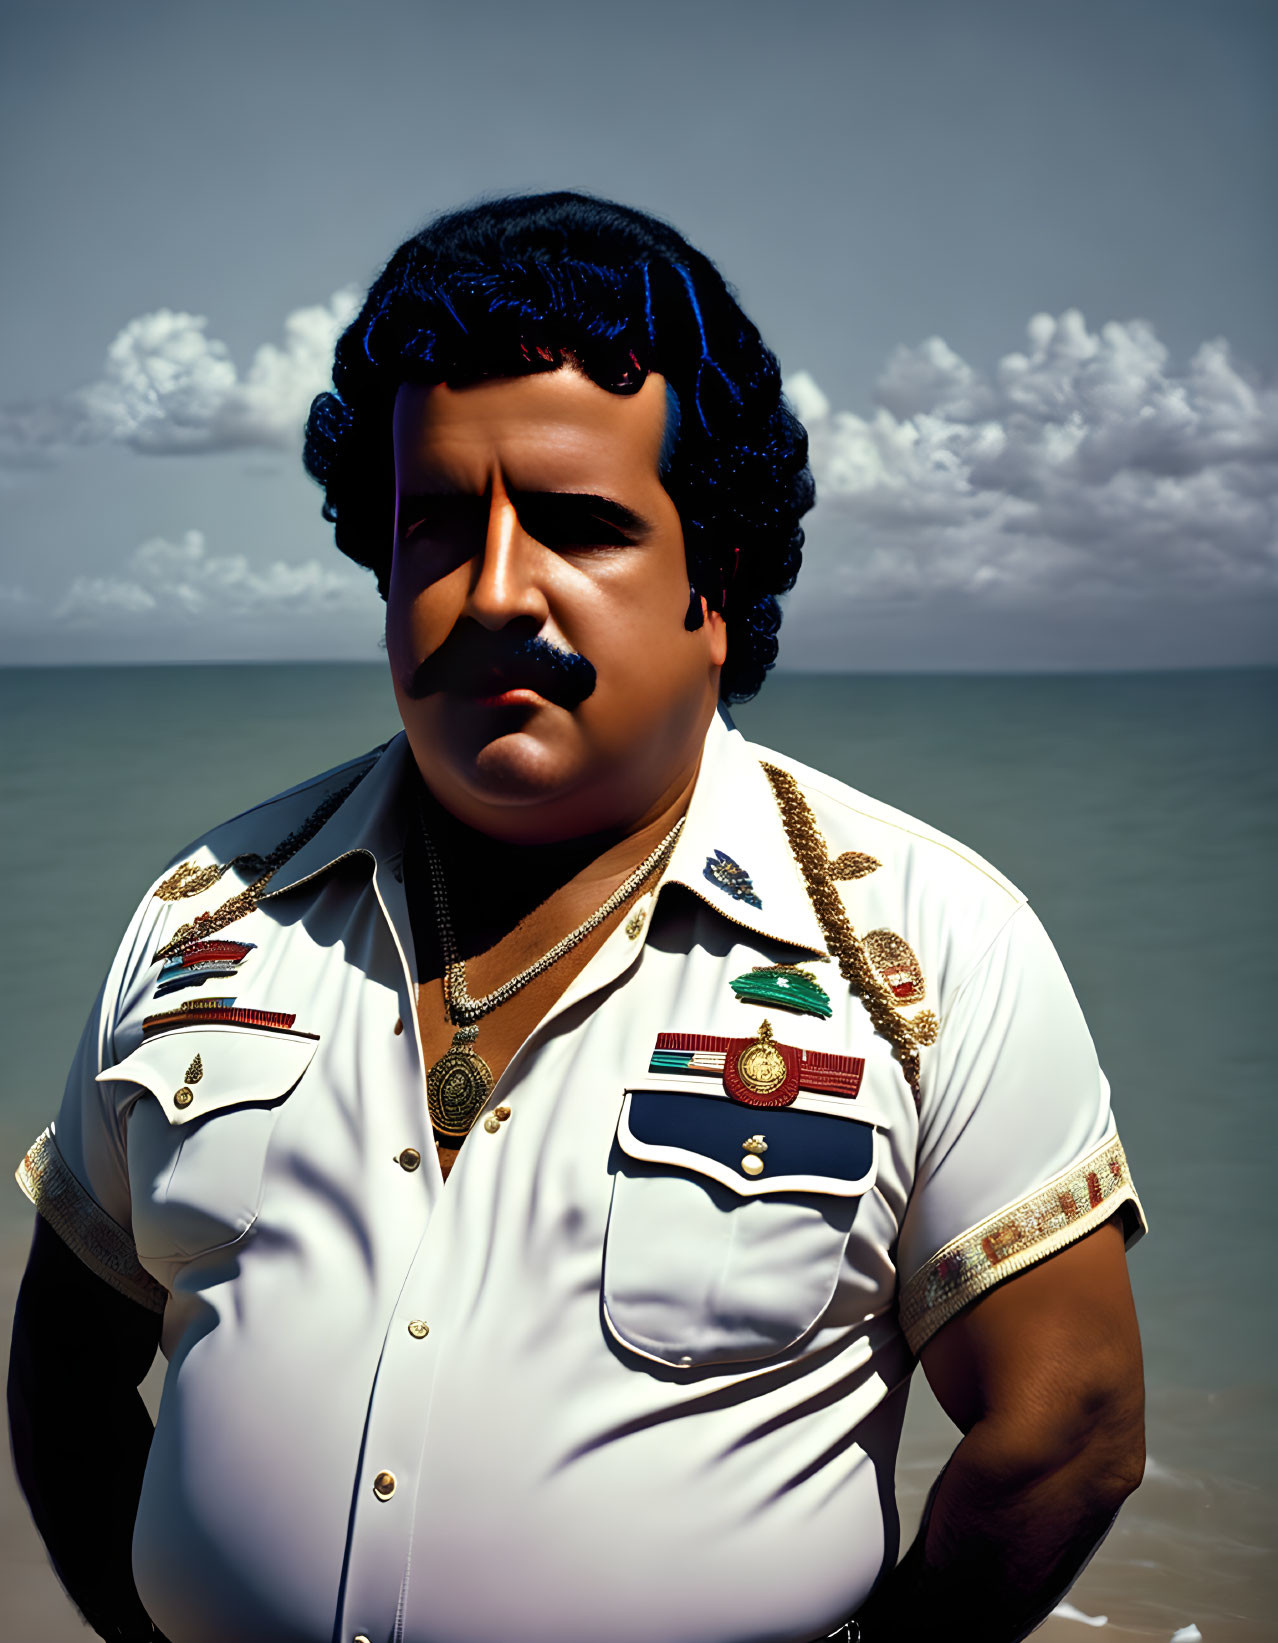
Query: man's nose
[[465, 481, 549, 632]]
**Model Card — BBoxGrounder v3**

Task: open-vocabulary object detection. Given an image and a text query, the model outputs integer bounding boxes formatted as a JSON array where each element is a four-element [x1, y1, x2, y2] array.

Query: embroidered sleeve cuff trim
[[15, 1127, 167, 1314], [898, 1134, 1146, 1355]]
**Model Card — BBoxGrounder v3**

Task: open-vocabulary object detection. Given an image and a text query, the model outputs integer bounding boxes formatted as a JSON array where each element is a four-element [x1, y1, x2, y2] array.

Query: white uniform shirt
[[18, 708, 1145, 1643]]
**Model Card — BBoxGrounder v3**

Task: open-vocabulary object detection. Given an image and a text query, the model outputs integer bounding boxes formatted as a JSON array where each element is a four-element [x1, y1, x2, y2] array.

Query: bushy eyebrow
[[396, 489, 655, 541]]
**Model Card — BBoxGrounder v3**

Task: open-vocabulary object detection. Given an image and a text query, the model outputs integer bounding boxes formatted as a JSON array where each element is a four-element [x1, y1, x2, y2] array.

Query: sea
[[1, 663, 1274, 1642]]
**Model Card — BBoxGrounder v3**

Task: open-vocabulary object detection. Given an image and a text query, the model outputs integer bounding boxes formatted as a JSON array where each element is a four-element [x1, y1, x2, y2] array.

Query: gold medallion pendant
[[426, 1026, 494, 1142], [415, 792, 686, 1155]]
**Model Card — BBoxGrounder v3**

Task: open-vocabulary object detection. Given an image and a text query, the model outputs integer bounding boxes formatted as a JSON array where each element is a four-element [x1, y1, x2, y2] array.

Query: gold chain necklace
[[417, 803, 685, 1144]]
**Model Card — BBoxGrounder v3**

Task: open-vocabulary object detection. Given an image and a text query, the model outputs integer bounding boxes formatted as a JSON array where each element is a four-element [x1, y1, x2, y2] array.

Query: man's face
[[388, 366, 727, 844]]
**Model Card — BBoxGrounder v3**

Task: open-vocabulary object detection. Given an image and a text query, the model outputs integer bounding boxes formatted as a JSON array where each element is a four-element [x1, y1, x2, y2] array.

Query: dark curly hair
[[303, 190, 815, 702]]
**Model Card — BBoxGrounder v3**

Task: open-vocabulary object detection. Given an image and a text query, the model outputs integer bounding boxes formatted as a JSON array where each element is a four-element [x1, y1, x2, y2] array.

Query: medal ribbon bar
[[650, 1032, 864, 1097]]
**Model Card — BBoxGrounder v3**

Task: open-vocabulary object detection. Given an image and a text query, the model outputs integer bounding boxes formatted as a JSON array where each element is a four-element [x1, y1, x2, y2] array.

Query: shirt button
[[372, 1470, 396, 1500], [407, 1319, 430, 1339], [483, 1116, 500, 1133], [397, 1147, 422, 1171], [393, 1017, 404, 1036], [494, 1105, 511, 1121], [173, 1087, 194, 1109]]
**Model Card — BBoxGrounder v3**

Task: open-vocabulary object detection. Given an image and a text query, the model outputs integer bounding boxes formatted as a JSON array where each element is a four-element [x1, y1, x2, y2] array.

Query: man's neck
[[408, 758, 700, 965]]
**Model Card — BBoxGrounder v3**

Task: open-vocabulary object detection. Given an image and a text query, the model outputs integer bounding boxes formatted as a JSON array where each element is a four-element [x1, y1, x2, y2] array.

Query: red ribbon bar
[[655, 1032, 734, 1054], [800, 1060, 865, 1097], [143, 1006, 297, 1036], [178, 941, 254, 966]]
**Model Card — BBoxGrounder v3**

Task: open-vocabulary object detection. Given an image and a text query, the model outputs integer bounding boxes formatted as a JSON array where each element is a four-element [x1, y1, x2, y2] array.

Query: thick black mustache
[[405, 628, 597, 709]]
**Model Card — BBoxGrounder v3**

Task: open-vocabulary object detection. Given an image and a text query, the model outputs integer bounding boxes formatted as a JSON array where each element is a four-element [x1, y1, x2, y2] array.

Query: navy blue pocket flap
[[619, 1088, 878, 1198]]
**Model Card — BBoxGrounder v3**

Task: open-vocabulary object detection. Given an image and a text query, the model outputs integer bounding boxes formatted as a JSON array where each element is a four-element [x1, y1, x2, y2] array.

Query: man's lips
[[456, 667, 554, 706], [469, 684, 551, 708]]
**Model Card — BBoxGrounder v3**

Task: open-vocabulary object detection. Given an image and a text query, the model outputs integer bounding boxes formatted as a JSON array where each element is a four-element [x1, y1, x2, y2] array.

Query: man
[[9, 192, 1146, 1643]]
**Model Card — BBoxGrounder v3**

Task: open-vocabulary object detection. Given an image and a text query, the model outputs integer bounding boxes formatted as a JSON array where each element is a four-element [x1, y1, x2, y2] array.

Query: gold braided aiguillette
[[760, 762, 937, 1102]]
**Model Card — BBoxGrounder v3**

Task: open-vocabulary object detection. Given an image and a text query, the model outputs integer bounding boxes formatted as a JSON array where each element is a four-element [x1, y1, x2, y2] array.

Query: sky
[[1, 0, 1275, 670]]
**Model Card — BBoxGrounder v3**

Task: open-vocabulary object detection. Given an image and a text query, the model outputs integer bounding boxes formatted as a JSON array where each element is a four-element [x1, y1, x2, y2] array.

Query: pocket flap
[[618, 1087, 879, 1198], [96, 1025, 319, 1127]]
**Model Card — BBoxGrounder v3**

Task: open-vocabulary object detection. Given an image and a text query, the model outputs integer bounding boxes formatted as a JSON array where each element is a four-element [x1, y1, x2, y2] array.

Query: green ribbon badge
[[730, 964, 832, 1019]]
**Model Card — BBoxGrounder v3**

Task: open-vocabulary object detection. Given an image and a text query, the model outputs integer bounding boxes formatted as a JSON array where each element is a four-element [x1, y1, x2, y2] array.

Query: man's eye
[[397, 492, 642, 553], [514, 497, 633, 549], [400, 497, 487, 546]]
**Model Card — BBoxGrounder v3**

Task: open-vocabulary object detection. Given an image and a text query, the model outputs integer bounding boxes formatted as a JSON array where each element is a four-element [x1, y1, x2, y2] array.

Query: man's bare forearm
[[7, 1215, 165, 1642], [854, 1410, 1143, 1642]]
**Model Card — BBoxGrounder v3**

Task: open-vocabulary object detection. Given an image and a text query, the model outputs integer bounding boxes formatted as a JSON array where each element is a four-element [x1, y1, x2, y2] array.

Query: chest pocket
[[602, 1085, 885, 1368], [98, 1025, 319, 1261]]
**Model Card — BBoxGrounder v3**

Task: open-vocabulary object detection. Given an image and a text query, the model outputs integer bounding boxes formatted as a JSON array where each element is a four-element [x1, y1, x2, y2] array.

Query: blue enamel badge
[[704, 850, 762, 908]]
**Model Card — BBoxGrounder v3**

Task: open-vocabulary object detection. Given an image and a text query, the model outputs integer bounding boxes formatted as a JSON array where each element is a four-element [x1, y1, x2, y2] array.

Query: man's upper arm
[[918, 1216, 1145, 1483], [897, 903, 1146, 1358], [15, 881, 168, 1315]]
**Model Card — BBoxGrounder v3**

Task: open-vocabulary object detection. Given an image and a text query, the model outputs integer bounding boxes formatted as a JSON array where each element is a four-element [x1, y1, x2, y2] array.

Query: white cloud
[[784, 311, 1278, 613], [2, 289, 360, 459], [0, 530, 384, 662], [3, 303, 1274, 668], [51, 530, 373, 627]]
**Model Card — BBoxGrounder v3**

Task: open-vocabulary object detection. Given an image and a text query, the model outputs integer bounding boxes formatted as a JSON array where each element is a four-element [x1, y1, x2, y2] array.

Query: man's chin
[[407, 703, 595, 836], [467, 728, 578, 804]]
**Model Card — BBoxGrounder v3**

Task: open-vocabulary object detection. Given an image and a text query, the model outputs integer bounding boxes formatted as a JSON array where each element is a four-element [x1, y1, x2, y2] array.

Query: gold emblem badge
[[863, 930, 927, 1005], [155, 861, 227, 902], [184, 1054, 204, 1084], [722, 1020, 802, 1107], [735, 1020, 788, 1095]]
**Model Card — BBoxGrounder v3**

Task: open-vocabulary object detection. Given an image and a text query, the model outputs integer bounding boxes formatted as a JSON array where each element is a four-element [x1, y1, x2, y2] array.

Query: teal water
[[2, 664, 1275, 1638]]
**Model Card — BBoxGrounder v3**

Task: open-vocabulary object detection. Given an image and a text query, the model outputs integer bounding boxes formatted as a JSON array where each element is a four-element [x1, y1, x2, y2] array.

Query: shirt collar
[[262, 734, 414, 901], [262, 711, 828, 957], [656, 707, 827, 955]]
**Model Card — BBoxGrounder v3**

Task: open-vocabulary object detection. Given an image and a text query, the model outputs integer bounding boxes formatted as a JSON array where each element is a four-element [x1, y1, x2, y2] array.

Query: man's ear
[[706, 603, 728, 666], [683, 585, 727, 664]]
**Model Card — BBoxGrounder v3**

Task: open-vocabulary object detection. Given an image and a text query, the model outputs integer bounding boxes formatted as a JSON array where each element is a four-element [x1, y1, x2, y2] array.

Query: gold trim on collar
[[152, 768, 369, 962]]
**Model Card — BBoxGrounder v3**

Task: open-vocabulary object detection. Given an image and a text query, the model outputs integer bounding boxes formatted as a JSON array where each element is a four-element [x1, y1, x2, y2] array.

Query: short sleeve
[[15, 883, 168, 1313], [896, 903, 1145, 1354]]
